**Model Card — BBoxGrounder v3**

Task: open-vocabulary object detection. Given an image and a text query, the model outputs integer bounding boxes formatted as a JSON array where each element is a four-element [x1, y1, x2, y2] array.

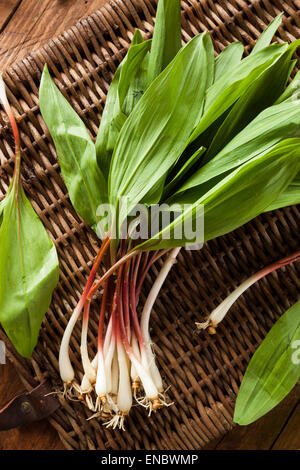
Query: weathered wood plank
[[0, 0, 108, 70], [211, 384, 300, 450], [0, 0, 22, 32], [272, 399, 300, 450]]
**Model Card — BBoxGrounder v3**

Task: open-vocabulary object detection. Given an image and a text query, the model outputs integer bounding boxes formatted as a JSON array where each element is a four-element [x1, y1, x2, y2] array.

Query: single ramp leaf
[[251, 13, 284, 54], [118, 36, 151, 111], [214, 42, 244, 82], [0, 187, 59, 358], [234, 300, 300, 425], [39, 65, 107, 232], [147, 0, 182, 85]]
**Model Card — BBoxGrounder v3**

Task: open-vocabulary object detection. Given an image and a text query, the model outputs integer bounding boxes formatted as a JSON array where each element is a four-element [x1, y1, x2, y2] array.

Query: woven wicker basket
[[0, 0, 299, 450]]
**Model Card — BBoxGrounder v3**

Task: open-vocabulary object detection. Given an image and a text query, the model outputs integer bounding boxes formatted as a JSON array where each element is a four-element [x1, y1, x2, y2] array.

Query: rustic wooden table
[[0, 0, 299, 451]]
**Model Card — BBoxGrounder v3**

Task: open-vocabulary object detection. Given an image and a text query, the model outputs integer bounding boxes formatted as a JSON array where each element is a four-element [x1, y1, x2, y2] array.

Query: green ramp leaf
[[39, 64, 107, 232], [0, 186, 59, 357], [251, 13, 284, 54], [214, 42, 244, 82], [234, 300, 300, 425], [147, 0, 182, 85]]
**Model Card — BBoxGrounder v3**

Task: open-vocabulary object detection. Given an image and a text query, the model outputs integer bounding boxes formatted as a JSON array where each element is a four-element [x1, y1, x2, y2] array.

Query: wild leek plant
[[196, 251, 300, 334], [196, 250, 300, 424], [39, 0, 300, 429], [0, 75, 59, 358]]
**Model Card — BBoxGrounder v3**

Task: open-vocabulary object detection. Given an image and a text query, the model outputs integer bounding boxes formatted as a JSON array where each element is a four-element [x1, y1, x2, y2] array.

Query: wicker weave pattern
[[0, 0, 299, 450]]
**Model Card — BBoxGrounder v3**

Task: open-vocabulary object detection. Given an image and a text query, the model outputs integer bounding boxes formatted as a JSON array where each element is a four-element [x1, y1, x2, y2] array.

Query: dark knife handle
[[0, 381, 60, 431]]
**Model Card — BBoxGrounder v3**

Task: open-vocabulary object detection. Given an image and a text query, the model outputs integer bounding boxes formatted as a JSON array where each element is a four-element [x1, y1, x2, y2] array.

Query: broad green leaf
[[180, 33, 214, 126], [135, 139, 300, 250], [39, 65, 106, 231], [251, 13, 283, 54], [214, 42, 244, 82], [178, 98, 300, 195], [131, 29, 144, 46], [0, 186, 59, 357], [234, 300, 300, 425], [203, 33, 215, 88], [95, 32, 151, 176], [147, 0, 181, 85], [205, 43, 298, 159], [188, 43, 288, 145], [95, 64, 123, 175], [122, 48, 150, 117], [118, 37, 151, 111], [265, 171, 300, 211], [109, 33, 211, 232]]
